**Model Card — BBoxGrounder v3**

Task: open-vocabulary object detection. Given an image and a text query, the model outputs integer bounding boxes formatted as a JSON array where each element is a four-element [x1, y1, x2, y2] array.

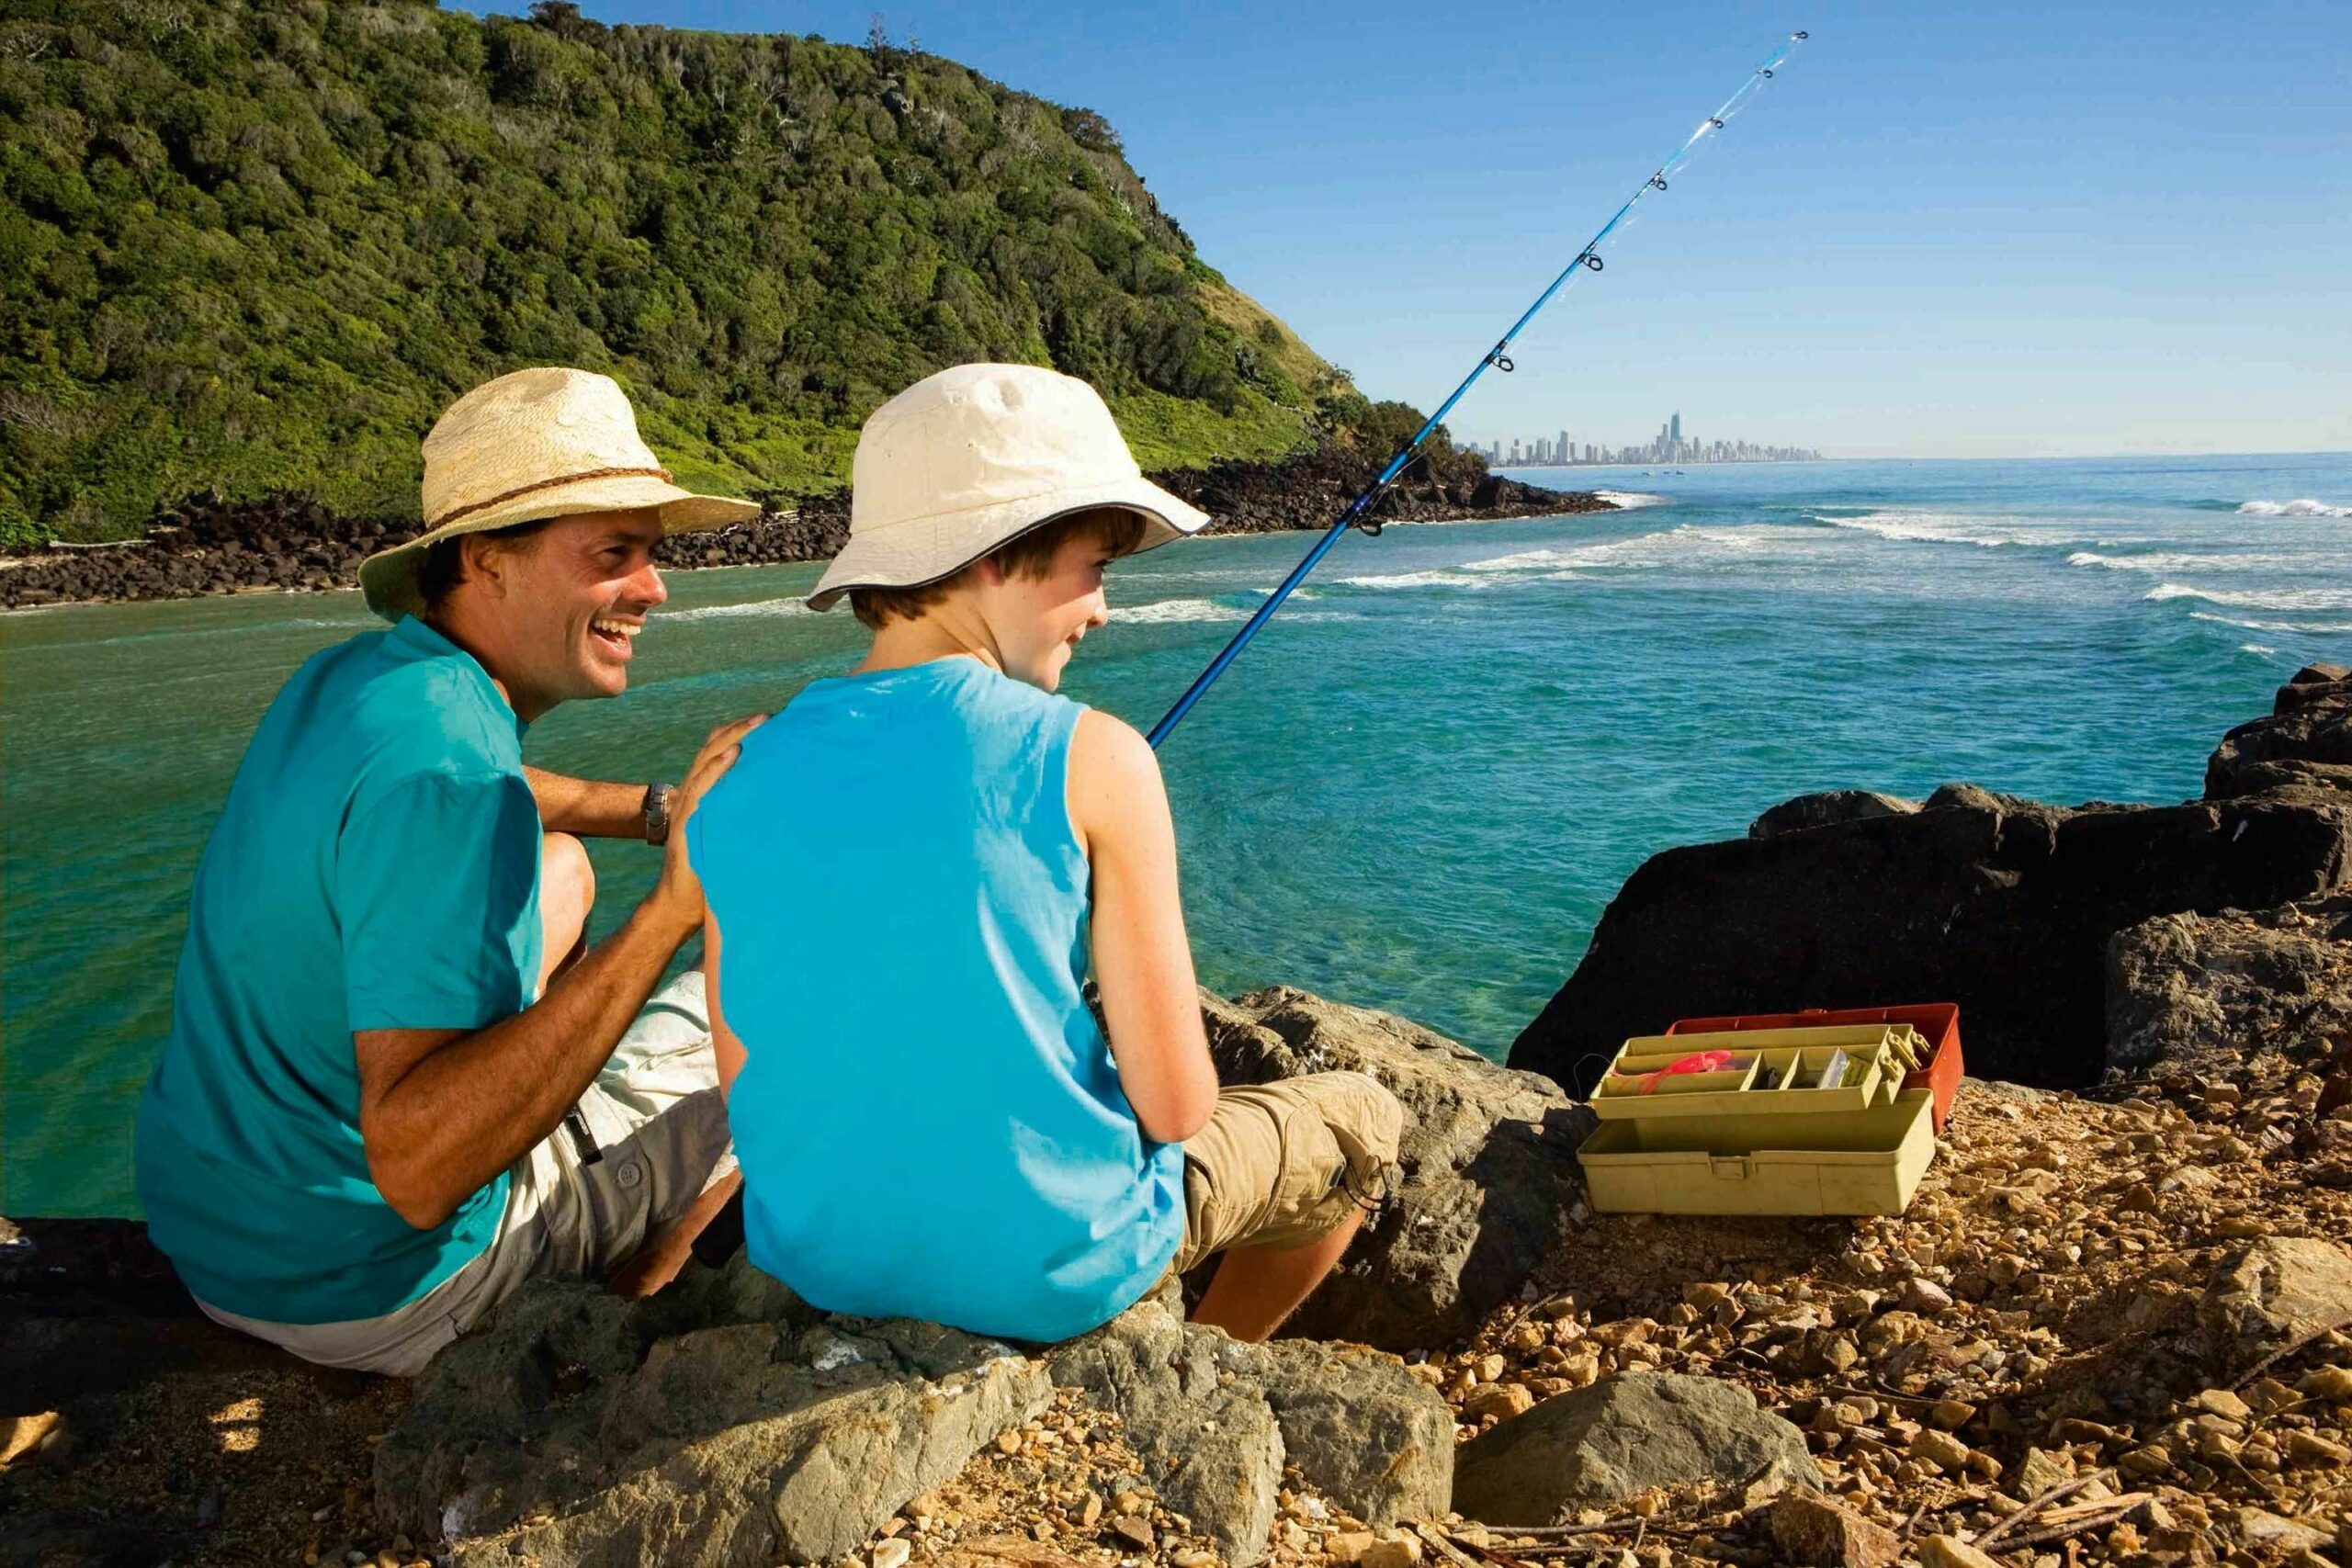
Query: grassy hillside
[[0, 0, 1356, 545]]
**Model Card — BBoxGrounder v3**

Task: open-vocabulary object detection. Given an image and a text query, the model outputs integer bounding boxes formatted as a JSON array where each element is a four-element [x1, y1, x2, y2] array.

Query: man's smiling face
[[463, 509, 669, 717]]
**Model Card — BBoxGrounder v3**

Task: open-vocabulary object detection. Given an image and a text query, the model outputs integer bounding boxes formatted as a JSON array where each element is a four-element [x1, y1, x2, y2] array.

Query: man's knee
[[541, 830, 595, 918]]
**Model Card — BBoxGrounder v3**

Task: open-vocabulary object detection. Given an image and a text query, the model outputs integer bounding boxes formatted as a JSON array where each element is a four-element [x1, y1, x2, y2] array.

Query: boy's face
[[980, 526, 1116, 693]]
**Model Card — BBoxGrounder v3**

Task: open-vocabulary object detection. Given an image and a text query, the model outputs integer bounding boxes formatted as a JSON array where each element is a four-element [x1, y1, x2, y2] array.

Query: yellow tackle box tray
[[1577, 1089, 1936, 1216], [1589, 1024, 1918, 1122]]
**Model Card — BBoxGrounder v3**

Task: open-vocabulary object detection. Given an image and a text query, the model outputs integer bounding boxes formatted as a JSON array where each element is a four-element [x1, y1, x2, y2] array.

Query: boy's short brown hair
[[848, 507, 1148, 631]]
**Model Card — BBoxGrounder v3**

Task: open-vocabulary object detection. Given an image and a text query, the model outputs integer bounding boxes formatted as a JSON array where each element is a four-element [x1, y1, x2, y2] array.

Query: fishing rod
[[1146, 30, 1810, 749]]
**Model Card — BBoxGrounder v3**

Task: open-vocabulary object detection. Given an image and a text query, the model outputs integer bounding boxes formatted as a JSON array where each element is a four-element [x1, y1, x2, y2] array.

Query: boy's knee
[[1306, 1071, 1405, 1175]]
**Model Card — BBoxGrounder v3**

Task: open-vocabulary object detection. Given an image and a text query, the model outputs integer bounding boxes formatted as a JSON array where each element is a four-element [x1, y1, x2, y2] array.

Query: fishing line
[[1146, 30, 1810, 749]]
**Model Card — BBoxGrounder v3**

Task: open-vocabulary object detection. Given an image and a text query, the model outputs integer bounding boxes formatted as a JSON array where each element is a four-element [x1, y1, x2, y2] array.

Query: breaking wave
[[2149, 582, 2352, 612], [1821, 511, 2045, 549], [2188, 610, 2352, 636], [665, 597, 814, 621], [2066, 549, 2299, 573], [2238, 499, 2351, 518], [1593, 491, 1671, 510]]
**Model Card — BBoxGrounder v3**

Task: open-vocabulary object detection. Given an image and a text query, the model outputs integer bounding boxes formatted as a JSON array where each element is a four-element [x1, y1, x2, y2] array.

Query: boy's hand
[[650, 714, 767, 930]]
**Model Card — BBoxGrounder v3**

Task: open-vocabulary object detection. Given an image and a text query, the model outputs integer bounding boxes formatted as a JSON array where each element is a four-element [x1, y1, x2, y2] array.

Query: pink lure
[[1634, 1049, 1733, 1094]]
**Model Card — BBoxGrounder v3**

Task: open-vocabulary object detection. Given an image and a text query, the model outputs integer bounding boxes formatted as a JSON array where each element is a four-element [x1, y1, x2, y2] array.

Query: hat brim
[[359, 473, 762, 619], [806, 477, 1211, 612]]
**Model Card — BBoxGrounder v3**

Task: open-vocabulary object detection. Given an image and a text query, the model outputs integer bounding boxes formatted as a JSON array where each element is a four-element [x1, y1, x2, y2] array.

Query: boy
[[690, 364, 1401, 1344]]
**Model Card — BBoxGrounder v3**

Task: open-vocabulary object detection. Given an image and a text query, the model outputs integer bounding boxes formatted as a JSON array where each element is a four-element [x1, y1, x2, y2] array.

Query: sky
[[458, 1, 2352, 459]]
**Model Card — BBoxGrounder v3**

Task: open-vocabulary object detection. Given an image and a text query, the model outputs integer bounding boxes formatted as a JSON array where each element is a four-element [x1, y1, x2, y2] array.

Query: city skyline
[[1463, 412, 1820, 468]]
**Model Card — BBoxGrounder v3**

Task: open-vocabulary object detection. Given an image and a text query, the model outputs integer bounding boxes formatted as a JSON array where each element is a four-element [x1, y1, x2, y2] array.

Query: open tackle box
[[1577, 1023, 1940, 1217]]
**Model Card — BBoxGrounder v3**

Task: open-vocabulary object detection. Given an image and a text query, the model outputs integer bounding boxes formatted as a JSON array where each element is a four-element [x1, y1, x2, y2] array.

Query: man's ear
[[968, 554, 1007, 589], [459, 532, 510, 599]]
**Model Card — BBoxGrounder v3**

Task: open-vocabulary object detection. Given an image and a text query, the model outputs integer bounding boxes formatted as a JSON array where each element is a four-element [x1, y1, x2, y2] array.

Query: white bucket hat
[[808, 363, 1211, 611], [359, 367, 762, 619]]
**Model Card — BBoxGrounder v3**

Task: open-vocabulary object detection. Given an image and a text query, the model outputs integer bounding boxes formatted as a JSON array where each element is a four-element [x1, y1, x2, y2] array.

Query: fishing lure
[[1148, 31, 1810, 748]]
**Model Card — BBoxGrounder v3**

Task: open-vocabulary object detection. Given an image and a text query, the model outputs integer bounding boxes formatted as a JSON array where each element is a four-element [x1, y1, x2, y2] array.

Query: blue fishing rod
[[1147, 30, 1810, 749]]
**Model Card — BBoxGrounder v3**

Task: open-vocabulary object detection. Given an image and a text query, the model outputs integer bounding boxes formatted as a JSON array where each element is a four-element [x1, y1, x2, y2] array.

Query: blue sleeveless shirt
[[689, 656, 1184, 1342]]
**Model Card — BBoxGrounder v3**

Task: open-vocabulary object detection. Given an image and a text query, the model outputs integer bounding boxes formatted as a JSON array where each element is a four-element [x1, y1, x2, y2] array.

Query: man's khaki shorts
[[1171, 1070, 1404, 1274]]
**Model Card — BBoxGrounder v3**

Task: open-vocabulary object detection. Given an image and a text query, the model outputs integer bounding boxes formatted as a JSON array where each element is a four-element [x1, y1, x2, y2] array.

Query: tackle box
[[1576, 1088, 1937, 1217], [1589, 1024, 1915, 1122], [1664, 1003, 1963, 1132]]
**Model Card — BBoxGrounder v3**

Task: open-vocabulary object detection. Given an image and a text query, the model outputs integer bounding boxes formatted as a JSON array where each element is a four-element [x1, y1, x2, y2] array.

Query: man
[[134, 367, 763, 1375]]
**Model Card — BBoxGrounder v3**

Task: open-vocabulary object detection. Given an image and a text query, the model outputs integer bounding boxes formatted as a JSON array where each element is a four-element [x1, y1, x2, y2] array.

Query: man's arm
[[525, 765, 658, 840], [358, 716, 763, 1230], [1068, 709, 1219, 1145]]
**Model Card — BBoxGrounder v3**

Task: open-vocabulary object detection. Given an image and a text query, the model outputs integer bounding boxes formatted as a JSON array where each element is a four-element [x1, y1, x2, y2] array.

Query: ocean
[[5, 451, 2348, 1217]]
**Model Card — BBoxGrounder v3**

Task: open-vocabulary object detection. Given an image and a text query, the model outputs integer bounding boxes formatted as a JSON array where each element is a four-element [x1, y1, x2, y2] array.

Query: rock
[[1510, 786, 2352, 1089], [2286, 1430, 2349, 1467], [2300, 1366, 2352, 1399], [2106, 895, 2352, 1073], [0, 1411, 64, 1470], [2009, 1447, 2071, 1499], [2207, 667, 2352, 805], [2193, 1387, 2253, 1421], [1908, 1429, 1971, 1474], [2199, 1237, 2352, 1373], [1450, 1373, 1815, 1525], [1899, 1278, 1954, 1316], [1326, 1532, 1377, 1563], [1917, 1537, 2002, 1568], [1199, 987, 1592, 1349], [373, 1269, 1051, 1565], [1767, 1491, 1904, 1568], [2233, 1506, 2329, 1552], [1462, 1383, 1536, 1421], [1360, 1534, 1421, 1568], [873, 1539, 913, 1568], [1749, 792, 1920, 840], [1109, 1517, 1154, 1551], [1046, 1292, 1453, 1566]]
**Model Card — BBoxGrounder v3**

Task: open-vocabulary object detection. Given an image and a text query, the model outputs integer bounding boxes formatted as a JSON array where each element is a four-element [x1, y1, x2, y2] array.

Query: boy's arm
[[706, 910, 747, 1097], [1069, 709, 1219, 1145]]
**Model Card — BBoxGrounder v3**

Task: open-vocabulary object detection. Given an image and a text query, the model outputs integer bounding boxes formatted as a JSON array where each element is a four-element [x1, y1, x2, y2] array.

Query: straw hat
[[808, 363, 1211, 611], [359, 367, 762, 619]]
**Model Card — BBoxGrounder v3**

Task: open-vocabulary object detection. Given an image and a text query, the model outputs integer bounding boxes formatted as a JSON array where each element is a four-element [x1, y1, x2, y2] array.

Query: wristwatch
[[642, 783, 676, 846]]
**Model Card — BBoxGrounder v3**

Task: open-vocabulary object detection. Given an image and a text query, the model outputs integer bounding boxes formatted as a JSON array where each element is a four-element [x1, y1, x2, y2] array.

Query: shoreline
[[0, 457, 1611, 615]]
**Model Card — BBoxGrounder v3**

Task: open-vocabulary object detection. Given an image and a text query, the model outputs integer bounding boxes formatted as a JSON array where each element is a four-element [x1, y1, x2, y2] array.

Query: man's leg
[[1191, 1206, 1366, 1343], [537, 830, 595, 992]]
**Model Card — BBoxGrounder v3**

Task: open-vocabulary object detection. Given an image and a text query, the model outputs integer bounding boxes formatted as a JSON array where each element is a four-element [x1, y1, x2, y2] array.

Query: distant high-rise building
[[1670, 412, 1682, 445]]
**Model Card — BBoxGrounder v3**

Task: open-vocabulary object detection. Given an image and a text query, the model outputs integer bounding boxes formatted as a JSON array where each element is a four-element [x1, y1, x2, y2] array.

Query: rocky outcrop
[[1046, 1290, 1453, 1566], [375, 1259, 1054, 1566], [1200, 987, 1593, 1352], [1449, 1372, 1815, 1525], [2106, 894, 2352, 1072], [2205, 662, 2352, 805], [1510, 783, 2352, 1091], [0, 452, 1605, 610]]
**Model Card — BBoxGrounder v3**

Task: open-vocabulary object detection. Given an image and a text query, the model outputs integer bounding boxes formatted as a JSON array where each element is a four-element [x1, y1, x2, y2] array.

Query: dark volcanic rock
[[1155, 441, 1605, 537], [2107, 893, 2352, 1073], [1510, 785, 2352, 1091], [1749, 790, 1920, 839], [2207, 664, 2352, 805], [1200, 987, 1591, 1353]]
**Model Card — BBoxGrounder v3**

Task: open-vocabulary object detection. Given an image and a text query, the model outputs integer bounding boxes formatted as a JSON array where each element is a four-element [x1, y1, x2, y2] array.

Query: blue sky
[[459, 1, 2351, 458]]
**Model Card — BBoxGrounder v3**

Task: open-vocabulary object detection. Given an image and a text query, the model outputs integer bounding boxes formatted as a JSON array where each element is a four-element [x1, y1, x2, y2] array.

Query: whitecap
[[2243, 644, 2278, 656], [2238, 499, 2351, 518], [1593, 491, 1671, 509], [1823, 511, 2036, 549], [1330, 570, 1484, 592], [666, 597, 815, 621], [2188, 610, 2352, 635], [2147, 582, 2352, 612], [1110, 598, 1251, 623], [2067, 549, 2302, 573]]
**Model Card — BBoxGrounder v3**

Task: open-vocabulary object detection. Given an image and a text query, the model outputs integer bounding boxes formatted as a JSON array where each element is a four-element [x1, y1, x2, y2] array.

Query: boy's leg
[[1191, 1205, 1367, 1343], [1175, 1072, 1402, 1344]]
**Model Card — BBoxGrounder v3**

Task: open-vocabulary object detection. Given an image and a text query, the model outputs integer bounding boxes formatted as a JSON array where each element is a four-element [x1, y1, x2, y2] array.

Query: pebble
[[1171, 1551, 1216, 1568], [1909, 1428, 1972, 1474], [1918, 1534, 2002, 1568], [872, 1539, 911, 1568], [1110, 1516, 1154, 1551], [2193, 1386, 2254, 1422], [2300, 1366, 2352, 1400]]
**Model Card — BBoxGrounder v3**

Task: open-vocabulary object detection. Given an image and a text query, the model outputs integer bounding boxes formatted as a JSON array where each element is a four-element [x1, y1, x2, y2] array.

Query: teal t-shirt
[[134, 615, 542, 1325], [693, 657, 1184, 1344]]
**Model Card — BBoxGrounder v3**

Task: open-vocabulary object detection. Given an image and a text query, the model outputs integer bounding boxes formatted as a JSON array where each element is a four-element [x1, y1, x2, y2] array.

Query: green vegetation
[[0, 0, 1358, 546]]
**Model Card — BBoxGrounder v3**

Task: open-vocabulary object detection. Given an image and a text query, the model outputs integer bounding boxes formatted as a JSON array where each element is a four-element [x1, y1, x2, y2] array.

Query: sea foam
[[1593, 491, 1671, 510], [2238, 499, 2351, 518], [666, 597, 815, 621], [2149, 582, 2352, 612]]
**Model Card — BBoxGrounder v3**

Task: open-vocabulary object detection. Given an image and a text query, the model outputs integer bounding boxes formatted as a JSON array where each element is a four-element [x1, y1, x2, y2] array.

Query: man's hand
[[649, 714, 767, 933]]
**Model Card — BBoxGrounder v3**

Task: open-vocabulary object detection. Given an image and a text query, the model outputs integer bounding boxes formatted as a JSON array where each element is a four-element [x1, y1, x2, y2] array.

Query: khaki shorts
[[1171, 1070, 1404, 1274], [198, 972, 734, 1377]]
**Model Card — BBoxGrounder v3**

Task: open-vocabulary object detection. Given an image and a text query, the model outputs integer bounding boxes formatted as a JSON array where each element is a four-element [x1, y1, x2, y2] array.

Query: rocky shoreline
[[6, 669, 2350, 1568], [0, 446, 1602, 613]]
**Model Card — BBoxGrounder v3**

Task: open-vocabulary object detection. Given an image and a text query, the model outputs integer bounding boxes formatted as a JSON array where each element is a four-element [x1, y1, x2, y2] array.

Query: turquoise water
[[6, 453, 2349, 1216]]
